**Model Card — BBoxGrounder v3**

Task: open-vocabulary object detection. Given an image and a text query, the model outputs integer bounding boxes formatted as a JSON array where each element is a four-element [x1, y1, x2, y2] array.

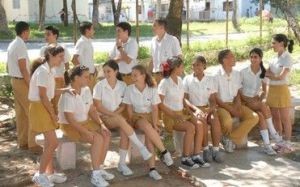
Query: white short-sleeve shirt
[[158, 76, 185, 111], [7, 36, 30, 78], [74, 35, 95, 74], [183, 74, 216, 106], [28, 62, 55, 101], [93, 79, 127, 112], [268, 51, 293, 85], [213, 67, 242, 103], [40, 44, 71, 78], [240, 66, 263, 97], [123, 85, 161, 113], [109, 38, 138, 74], [151, 33, 182, 73], [58, 86, 93, 124]]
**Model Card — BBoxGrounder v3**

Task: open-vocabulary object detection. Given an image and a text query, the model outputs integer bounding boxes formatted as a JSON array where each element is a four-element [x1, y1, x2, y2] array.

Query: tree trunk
[[279, 1, 300, 43], [156, 0, 161, 18], [111, 0, 122, 26], [232, 0, 241, 32], [71, 0, 80, 25], [0, 2, 9, 33], [63, 0, 68, 26], [92, 0, 99, 28], [38, 0, 46, 31], [72, 0, 78, 44], [166, 0, 183, 44]]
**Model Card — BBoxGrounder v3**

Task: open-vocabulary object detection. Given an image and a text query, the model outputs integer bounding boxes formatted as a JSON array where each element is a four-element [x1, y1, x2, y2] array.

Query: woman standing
[[266, 34, 294, 152], [29, 45, 67, 186], [158, 56, 210, 169], [93, 60, 152, 176], [59, 65, 113, 187], [123, 65, 173, 180]]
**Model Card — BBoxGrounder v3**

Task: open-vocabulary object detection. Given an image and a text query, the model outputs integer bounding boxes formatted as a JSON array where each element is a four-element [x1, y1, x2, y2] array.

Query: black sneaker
[[192, 155, 210, 168], [203, 148, 213, 163], [181, 157, 199, 169]]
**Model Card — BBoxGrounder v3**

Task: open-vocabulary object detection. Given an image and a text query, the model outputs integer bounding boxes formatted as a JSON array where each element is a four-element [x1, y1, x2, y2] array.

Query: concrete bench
[[35, 129, 76, 170]]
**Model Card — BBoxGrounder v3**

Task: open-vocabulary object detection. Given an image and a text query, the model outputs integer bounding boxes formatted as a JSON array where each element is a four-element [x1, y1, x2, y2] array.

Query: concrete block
[[173, 131, 185, 156], [56, 142, 76, 170]]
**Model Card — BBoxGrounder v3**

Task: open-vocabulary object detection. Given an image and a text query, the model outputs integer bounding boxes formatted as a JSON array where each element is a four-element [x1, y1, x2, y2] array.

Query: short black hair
[[45, 25, 60, 39], [116, 22, 131, 36], [218, 49, 231, 64], [79, 21, 93, 35], [15, 21, 30, 36], [154, 18, 167, 29]]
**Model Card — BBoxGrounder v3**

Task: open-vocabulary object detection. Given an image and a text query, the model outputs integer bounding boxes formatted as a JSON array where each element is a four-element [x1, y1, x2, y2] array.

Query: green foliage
[[0, 63, 6, 74], [94, 52, 109, 64], [289, 70, 300, 86], [138, 46, 150, 59]]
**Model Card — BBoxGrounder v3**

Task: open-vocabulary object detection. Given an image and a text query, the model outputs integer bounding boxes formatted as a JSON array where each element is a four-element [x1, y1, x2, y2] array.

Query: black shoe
[[192, 155, 210, 168], [181, 157, 199, 169]]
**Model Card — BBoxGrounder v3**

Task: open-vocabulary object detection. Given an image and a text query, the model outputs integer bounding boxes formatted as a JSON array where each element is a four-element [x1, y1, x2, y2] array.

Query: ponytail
[[64, 65, 89, 86], [259, 62, 266, 79], [132, 64, 155, 87], [272, 34, 294, 53], [288, 39, 294, 53], [30, 57, 45, 76], [249, 48, 266, 79], [103, 59, 123, 81]]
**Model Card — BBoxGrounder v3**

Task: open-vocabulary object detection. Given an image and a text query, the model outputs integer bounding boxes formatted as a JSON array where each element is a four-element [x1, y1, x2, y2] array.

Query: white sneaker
[[91, 170, 109, 187], [99, 169, 115, 181], [222, 137, 234, 153], [118, 163, 133, 176], [161, 151, 174, 166], [140, 146, 152, 160], [264, 145, 277, 156], [32, 172, 54, 187], [149, 170, 162, 180], [48, 173, 67, 183]]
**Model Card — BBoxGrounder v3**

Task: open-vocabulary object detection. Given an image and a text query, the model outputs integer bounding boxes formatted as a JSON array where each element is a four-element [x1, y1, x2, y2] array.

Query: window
[[223, 1, 233, 11], [13, 0, 20, 9], [205, 2, 210, 11]]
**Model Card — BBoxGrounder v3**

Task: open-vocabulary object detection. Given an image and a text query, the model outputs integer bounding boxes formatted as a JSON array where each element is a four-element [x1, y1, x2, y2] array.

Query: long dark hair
[[250, 48, 266, 79], [31, 44, 64, 75], [102, 59, 123, 81], [161, 56, 183, 78], [273, 33, 294, 53], [64, 65, 89, 85], [132, 65, 155, 87]]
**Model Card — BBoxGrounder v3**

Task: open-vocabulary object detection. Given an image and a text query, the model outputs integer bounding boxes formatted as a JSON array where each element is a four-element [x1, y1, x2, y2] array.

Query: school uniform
[[93, 79, 127, 125], [158, 77, 190, 133], [213, 67, 258, 145], [40, 44, 71, 114], [74, 35, 96, 89], [266, 51, 292, 108], [28, 62, 58, 133], [150, 33, 182, 84], [59, 86, 100, 141], [109, 38, 138, 85], [7, 36, 36, 148], [123, 84, 161, 125]]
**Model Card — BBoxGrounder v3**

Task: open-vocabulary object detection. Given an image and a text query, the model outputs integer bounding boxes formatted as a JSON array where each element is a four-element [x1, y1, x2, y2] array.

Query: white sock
[[212, 147, 219, 152], [260, 129, 270, 145], [266, 118, 281, 142], [119, 149, 128, 165], [128, 133, 144, 149], [203, 146, 209, 150]]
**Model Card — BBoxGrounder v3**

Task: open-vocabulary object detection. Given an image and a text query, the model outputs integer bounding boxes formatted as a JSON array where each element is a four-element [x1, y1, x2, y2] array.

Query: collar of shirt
[[156, 32, 168, 42], [219, 66, 232, 79], [278, 50, 289, 59], [247, 66, 261, 76], [103, 79, 120, 91], [81, 35, 92, 42], [41, 62, 55, 75], [133, 84, 149, 95]]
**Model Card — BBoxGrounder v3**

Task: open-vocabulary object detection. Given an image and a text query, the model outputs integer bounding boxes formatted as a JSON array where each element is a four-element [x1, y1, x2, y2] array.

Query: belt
[[152, 72, 162, 75], [11, 77, 24, 80], [120, 73, 131, 76]]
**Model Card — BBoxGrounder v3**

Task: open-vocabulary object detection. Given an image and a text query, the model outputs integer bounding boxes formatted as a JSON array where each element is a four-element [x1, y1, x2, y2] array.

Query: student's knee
[[186, 123, 195, 135], [221, 117, 233, 134]]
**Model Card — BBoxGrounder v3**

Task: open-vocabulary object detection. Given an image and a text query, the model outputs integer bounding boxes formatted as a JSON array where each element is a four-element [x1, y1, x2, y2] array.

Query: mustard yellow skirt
[[162, 110, 191, 133], [266, 85, 291, 108], [29, 101, 58, 133], [122, 75, 134, 85], [132, 112, 154, 126], [60, 120, 100, 142], [101, 114, 126, 127]]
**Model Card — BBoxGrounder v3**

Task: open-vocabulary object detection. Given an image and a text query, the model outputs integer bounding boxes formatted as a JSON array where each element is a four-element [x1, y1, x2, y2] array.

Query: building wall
[[2, 0, 30, 22]]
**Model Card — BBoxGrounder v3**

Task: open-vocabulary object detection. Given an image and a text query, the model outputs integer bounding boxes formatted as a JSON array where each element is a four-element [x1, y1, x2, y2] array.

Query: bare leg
[[173, 121, 195, 157]]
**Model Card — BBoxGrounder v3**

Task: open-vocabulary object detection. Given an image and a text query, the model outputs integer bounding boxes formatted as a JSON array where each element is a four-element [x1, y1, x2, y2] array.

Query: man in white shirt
[[7, 21, 42, 153], [40, 25, 70, 114], [149, 18, 182, 84], [214, 49, 259, 152], [110, 22, 138, 85], [72, 21, 96, 89]]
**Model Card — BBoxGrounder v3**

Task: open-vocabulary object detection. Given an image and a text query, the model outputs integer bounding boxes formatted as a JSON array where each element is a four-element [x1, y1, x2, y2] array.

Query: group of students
[[6, 19, 294, 187]]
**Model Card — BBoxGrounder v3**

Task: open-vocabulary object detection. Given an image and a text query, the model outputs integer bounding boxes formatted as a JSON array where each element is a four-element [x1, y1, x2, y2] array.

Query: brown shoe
[[29, 145, 43, 154], [19, 144, 29, 150]]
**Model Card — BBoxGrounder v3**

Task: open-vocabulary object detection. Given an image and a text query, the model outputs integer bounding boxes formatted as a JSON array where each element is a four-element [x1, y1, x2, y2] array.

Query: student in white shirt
[[214, 49, 259, 152], [40, 25, 71, 114], [183, 56, 224, 163], [240, 48, 279, 155], [7, 21, 41, 153], [158, 57, 210, 169], [93, 60, 152, 176], [109, 22, 138, 85], [265, 34, 294, 153], [72, 21, 96, 89], [123, 65, 174, 181], [59, 65, 113, 187], [29, 45, 67, 187], [149, 18, 182, 85]]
